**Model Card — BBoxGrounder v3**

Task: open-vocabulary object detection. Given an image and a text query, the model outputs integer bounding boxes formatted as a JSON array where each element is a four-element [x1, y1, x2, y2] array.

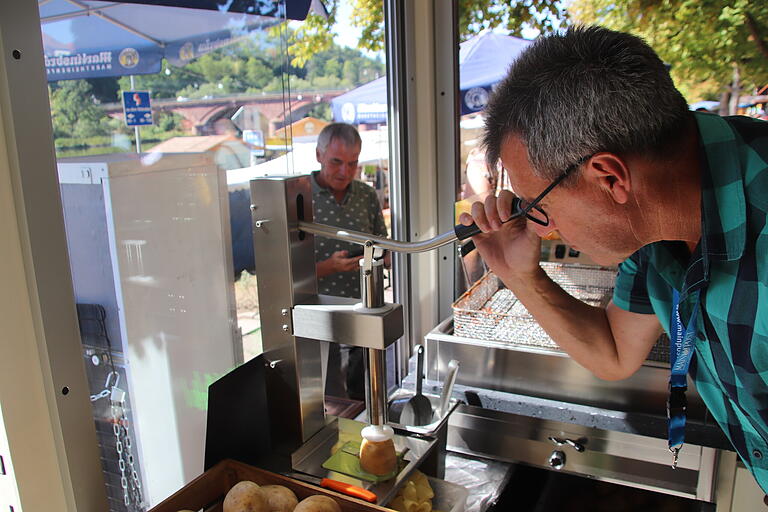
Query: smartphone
[[347, 247, 364, 258], [347, 247, 386, 260]]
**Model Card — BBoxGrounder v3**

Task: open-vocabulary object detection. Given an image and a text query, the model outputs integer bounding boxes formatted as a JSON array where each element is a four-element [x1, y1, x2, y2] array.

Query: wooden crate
[[149, 459, 394, 512]]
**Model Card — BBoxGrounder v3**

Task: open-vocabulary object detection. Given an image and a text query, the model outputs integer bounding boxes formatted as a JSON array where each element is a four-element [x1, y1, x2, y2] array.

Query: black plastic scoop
[[388, 345, 433, 426]]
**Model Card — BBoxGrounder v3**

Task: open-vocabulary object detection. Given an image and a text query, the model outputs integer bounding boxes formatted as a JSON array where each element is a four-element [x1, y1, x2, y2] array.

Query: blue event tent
[[40, 0, 321, 81], [331, 31, 532, 123]]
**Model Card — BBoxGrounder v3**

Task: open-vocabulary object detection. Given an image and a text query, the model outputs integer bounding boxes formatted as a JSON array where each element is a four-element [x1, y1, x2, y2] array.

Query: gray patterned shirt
[[311, 171, 388, 298]]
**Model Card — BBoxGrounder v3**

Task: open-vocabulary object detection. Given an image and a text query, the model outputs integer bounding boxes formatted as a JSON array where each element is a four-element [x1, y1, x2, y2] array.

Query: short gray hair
[[317, 122, 362, 153], [482, 25, 690, 182]]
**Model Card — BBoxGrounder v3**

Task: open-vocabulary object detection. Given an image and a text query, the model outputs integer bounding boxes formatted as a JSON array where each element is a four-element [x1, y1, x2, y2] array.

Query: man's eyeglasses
[[510, 155, 591, 226]]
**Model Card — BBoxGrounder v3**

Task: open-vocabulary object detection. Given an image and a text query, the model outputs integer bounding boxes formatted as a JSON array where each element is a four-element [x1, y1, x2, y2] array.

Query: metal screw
[[753, 449, 763, 459], [548, 450, 566, 470], [12, 49, 21, 60], [281, 308, 289, 316], [250, 204, 257, 211], [281, 324, 289, 332]]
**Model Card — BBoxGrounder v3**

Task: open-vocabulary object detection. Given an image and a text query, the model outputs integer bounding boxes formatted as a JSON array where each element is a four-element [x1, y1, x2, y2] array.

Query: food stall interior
[[2, 0, 761, 510], [200, 3, 738, 511], [200, 172, 729, 512]]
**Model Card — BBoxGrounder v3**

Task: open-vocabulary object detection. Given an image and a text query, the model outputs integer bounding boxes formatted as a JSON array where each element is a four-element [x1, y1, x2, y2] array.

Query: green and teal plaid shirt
[[613, 112, 768, 493], [311, 171, 388, 298]]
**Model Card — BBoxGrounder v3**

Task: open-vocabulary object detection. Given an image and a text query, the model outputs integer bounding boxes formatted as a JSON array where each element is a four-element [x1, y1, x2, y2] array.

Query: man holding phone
[[312, 123, 388, 399]]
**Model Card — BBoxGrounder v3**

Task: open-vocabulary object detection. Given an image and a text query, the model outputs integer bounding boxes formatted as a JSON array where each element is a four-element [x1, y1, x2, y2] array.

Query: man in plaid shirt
[[461, 25, 768, 499]]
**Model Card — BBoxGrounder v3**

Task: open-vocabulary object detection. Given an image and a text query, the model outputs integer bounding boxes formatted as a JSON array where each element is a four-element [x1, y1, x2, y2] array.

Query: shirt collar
[[650, 113, 747, 299], [311, 170, 351, 205], [694, 111, 747, 264], [311, 170, 324, 195]]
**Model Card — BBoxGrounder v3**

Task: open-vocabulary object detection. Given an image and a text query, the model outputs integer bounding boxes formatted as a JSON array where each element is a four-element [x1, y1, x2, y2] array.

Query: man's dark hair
[[482, 25, 690, 181]]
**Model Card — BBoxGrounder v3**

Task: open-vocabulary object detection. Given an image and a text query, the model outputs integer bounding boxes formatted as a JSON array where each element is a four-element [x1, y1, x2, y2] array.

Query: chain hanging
[[111, 396, 144, 511], [91, 370, 119, 402]]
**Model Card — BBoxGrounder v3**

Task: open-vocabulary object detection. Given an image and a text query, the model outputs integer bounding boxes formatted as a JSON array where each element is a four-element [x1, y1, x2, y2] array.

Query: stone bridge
[[102, 89, 346, 135]]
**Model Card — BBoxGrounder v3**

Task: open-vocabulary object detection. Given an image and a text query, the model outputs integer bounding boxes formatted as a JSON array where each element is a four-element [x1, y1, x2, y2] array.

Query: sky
[[333, 1, 362, 50]]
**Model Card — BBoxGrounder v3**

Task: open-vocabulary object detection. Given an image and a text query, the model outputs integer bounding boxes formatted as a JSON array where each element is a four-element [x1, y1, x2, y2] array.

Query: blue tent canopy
[[332, 31, 532, 123], [40, 0, 319, 81], [332, 75, 388, 125]]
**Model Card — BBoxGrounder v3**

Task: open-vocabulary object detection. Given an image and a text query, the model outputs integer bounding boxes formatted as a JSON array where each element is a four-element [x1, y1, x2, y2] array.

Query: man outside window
[[312, 123, 388, 401], [460, 26, 768, 500]]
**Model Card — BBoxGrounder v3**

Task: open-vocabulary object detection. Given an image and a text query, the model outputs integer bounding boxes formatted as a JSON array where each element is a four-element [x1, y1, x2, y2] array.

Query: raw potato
[[261, 485, 298, 512], [293, 495, 342, 512], [223, 481, 268, 512]]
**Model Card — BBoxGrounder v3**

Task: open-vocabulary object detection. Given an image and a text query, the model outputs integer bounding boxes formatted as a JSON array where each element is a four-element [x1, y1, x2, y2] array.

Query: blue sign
[[122, 91, 153, 127], [242, 129, 265, 158]]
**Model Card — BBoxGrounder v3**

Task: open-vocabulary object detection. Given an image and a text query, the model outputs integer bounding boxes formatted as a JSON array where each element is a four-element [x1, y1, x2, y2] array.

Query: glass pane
[[290, 2, 390, 408], [41, 0, 389, 508], [455, 17, 539, 292]]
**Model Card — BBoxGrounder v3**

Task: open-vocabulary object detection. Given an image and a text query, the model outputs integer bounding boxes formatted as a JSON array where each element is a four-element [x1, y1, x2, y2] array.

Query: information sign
[[122, 91, 153, 126]]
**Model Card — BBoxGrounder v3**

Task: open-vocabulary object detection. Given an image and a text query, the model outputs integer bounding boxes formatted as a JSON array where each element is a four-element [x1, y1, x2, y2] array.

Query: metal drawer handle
[[548, 436, 585, 452]]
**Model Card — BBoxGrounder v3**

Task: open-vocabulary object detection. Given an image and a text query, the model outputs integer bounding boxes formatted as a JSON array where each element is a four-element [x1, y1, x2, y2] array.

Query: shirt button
[[753, 449, 763, 459]]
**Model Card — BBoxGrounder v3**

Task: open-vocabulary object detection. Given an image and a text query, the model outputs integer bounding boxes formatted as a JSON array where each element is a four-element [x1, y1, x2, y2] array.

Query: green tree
[[342, 60, 359, 84], [570, 0, 768, 111], [324, 58, 342, 79], [49, 80, 110, 139], [142, 111, 185, 139], [245, 57, 274, 88]]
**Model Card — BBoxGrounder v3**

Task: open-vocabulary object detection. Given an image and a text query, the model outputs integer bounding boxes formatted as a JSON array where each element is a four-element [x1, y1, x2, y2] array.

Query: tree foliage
[[459, 0, 568, 39], [285, 0, 570, 66], [570, 0, 768, 101], [49, 80, 112, 139]]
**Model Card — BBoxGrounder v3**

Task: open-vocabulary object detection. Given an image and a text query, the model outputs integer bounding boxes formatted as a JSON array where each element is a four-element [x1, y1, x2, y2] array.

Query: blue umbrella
[[457, 31, 531, 114], [331, 31, 532, 123], [332, 75, 387, 125], [40, 0, 320, 81]]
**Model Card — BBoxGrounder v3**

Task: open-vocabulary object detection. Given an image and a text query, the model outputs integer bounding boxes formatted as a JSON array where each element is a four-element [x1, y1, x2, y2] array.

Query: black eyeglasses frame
[[509, 155, 592, 226]]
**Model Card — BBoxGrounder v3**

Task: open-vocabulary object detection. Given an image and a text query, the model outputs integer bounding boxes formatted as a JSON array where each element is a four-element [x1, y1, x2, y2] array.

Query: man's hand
[[458, 190, 541, 283], [459, 189, 661, 381], [316, 250, 364, 278]]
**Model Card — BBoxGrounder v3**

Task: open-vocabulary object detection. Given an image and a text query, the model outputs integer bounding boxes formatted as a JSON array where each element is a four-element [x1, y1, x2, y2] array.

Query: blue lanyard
[[667, 288, 701, 468]]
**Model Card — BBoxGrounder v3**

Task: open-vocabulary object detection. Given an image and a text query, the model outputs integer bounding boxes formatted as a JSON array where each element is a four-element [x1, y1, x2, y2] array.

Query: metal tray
[[291, 417, 437, 507], [453, 264, 669, 363]]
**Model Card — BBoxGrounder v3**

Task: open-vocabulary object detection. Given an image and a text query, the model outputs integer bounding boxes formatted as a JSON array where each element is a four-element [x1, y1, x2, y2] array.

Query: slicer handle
[[454, 197, 524, 241], [454, 222, 481, 241]]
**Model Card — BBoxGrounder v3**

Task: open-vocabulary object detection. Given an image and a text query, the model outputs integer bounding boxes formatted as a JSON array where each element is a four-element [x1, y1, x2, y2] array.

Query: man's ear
[[582, 153, 630, 204], [316, 147, 322, 163]]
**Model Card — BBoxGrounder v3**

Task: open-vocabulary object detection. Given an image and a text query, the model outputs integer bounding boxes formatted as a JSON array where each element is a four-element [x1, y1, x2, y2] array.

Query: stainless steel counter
[[410, 318, 734, 503]]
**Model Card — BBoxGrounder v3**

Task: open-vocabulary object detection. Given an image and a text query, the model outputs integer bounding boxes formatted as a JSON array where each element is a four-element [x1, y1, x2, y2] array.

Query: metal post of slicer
[[359, 241, 389, 427]]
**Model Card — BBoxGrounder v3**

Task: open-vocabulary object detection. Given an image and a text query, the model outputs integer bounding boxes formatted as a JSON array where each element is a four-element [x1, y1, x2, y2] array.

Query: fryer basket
[[453, 263, 670, 363]]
